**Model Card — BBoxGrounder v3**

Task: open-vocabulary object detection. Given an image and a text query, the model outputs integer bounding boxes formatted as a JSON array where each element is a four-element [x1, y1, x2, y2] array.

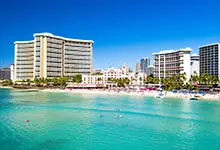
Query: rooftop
[[191, 53, 199, 57], [147, 65, 155, 68], [199, 43, 220, 48], [34, 32, 94, 43], [0, 68, 10, 71], [14, 40, 34, 44], [15, 32, 94, 44], [152, 47, 192, 55]]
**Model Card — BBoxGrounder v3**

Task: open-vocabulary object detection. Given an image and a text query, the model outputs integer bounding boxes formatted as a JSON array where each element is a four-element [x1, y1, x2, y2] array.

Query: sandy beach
[[1, 86, 219, 100], [41, 88, 220, 100], [0, 86, 13, 89]]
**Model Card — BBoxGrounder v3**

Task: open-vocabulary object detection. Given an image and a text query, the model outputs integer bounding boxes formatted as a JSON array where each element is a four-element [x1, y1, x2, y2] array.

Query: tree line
[[2, 73, 219, 90], [13, 75, 82, 87], [145, 73, 219, 90]]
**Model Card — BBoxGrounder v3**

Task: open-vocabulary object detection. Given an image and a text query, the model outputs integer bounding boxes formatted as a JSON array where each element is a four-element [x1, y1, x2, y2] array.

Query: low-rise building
[[82, 66, 125, 85], [92, 69, 103, 75], [82, 65, 146, 85], [127, 72, 147, 85]]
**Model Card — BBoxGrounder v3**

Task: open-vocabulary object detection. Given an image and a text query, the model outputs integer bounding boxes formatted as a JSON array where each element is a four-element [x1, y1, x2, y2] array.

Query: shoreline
[[40, 88, 220, 101], [1, 86, 219, 100], [0, 86, 13, 89]]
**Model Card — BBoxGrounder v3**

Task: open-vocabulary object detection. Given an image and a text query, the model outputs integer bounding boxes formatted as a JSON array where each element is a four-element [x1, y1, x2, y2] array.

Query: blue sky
[[0, 0, 219, 70]]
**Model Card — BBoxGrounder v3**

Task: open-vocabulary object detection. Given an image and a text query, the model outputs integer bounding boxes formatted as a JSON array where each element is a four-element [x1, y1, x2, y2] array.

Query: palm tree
[[92, 72, 103, 75], [52, 78, 58, 86], [58, 77, 67, 87], [96, 77, 103, 84], [96, 77, 102, 81], [160, 78, 169, 90], [163, 73, 186, 90], [72, 75, 82, 83], [189, 73, 199, 85], [124, 77, 130, 85], [107, 77, 113, 83], [207, 75, 219, 87], [139, 77, 142, 81], [165, 71, 169, 78], [33, 78, 40, 85], [109, 78, 130, 87], [200, 73, 209, 85], [144, 76, 154, 84], [153, 77, 160, 84]]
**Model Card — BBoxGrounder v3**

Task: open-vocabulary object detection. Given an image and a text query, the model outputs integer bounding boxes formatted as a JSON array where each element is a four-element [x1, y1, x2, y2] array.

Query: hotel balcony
[[65, 43, 91, 48]]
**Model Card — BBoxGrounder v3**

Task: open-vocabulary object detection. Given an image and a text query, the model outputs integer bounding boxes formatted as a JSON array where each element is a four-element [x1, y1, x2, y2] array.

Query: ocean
[[1, 88, 220, 150]]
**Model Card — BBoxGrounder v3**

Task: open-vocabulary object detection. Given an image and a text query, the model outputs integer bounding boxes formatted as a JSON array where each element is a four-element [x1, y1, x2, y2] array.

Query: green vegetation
[[144, 73, 219, 90], [144, 74, 160, 84], [72, 75, 82, 83], [10, 73, 220, 91], [15, 75, 82, 88], [96, 77, 103, 81], [107, 77, 130, 87], [160, 73, 186, 90], [0, 80, 13, 86], [92, 72, 103, 76]]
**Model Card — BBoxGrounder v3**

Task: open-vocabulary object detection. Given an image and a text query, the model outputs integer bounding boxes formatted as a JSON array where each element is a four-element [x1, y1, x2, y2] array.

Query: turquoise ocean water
[[0, 88, 220, 150]]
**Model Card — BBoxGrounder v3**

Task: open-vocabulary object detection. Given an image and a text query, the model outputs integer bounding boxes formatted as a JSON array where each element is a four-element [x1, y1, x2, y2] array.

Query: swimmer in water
[[100, 113, 104, 118], [24, 120, 29, 122], [115, 108, 120, 112], [118, 114, 123, 118], [114, 114, 123, 119]]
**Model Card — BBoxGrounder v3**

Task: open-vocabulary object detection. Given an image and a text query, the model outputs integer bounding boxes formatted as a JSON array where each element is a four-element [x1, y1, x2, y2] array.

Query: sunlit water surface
[[1, 88, 220, 150]]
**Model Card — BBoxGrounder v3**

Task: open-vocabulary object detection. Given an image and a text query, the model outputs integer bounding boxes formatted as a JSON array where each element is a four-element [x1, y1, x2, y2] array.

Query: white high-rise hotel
[[14, 33, 94, 81], [152, 48, 192, 80]]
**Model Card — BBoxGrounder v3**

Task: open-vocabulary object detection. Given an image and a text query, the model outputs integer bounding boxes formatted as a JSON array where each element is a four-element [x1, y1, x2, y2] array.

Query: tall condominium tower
[[14, 33, 94, 81], [140, 57, 150, 73], [152, 48, 192, 80], [136, 62, 140, 73], [199, 43, 220, 79]]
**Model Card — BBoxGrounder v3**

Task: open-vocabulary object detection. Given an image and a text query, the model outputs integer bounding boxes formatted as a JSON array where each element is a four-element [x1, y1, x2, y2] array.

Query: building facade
[[136, 62, 140, 73], [127, 68, 133, 73], [0, 68, 11, 80], [140, 58, 150, 73], [14, 33, 93, 81], [152, 48, 192, 80], [82, 65, 146, 85], [10, 64, 14, 81], [190, 53, 200, 76], [199, 43, 220, 79], [82, 66, 126, 85], [146, 65, 154, 76], [14, 40, 35, 81], [128, 72, 146, 85], [92, 69, 103, 74]]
